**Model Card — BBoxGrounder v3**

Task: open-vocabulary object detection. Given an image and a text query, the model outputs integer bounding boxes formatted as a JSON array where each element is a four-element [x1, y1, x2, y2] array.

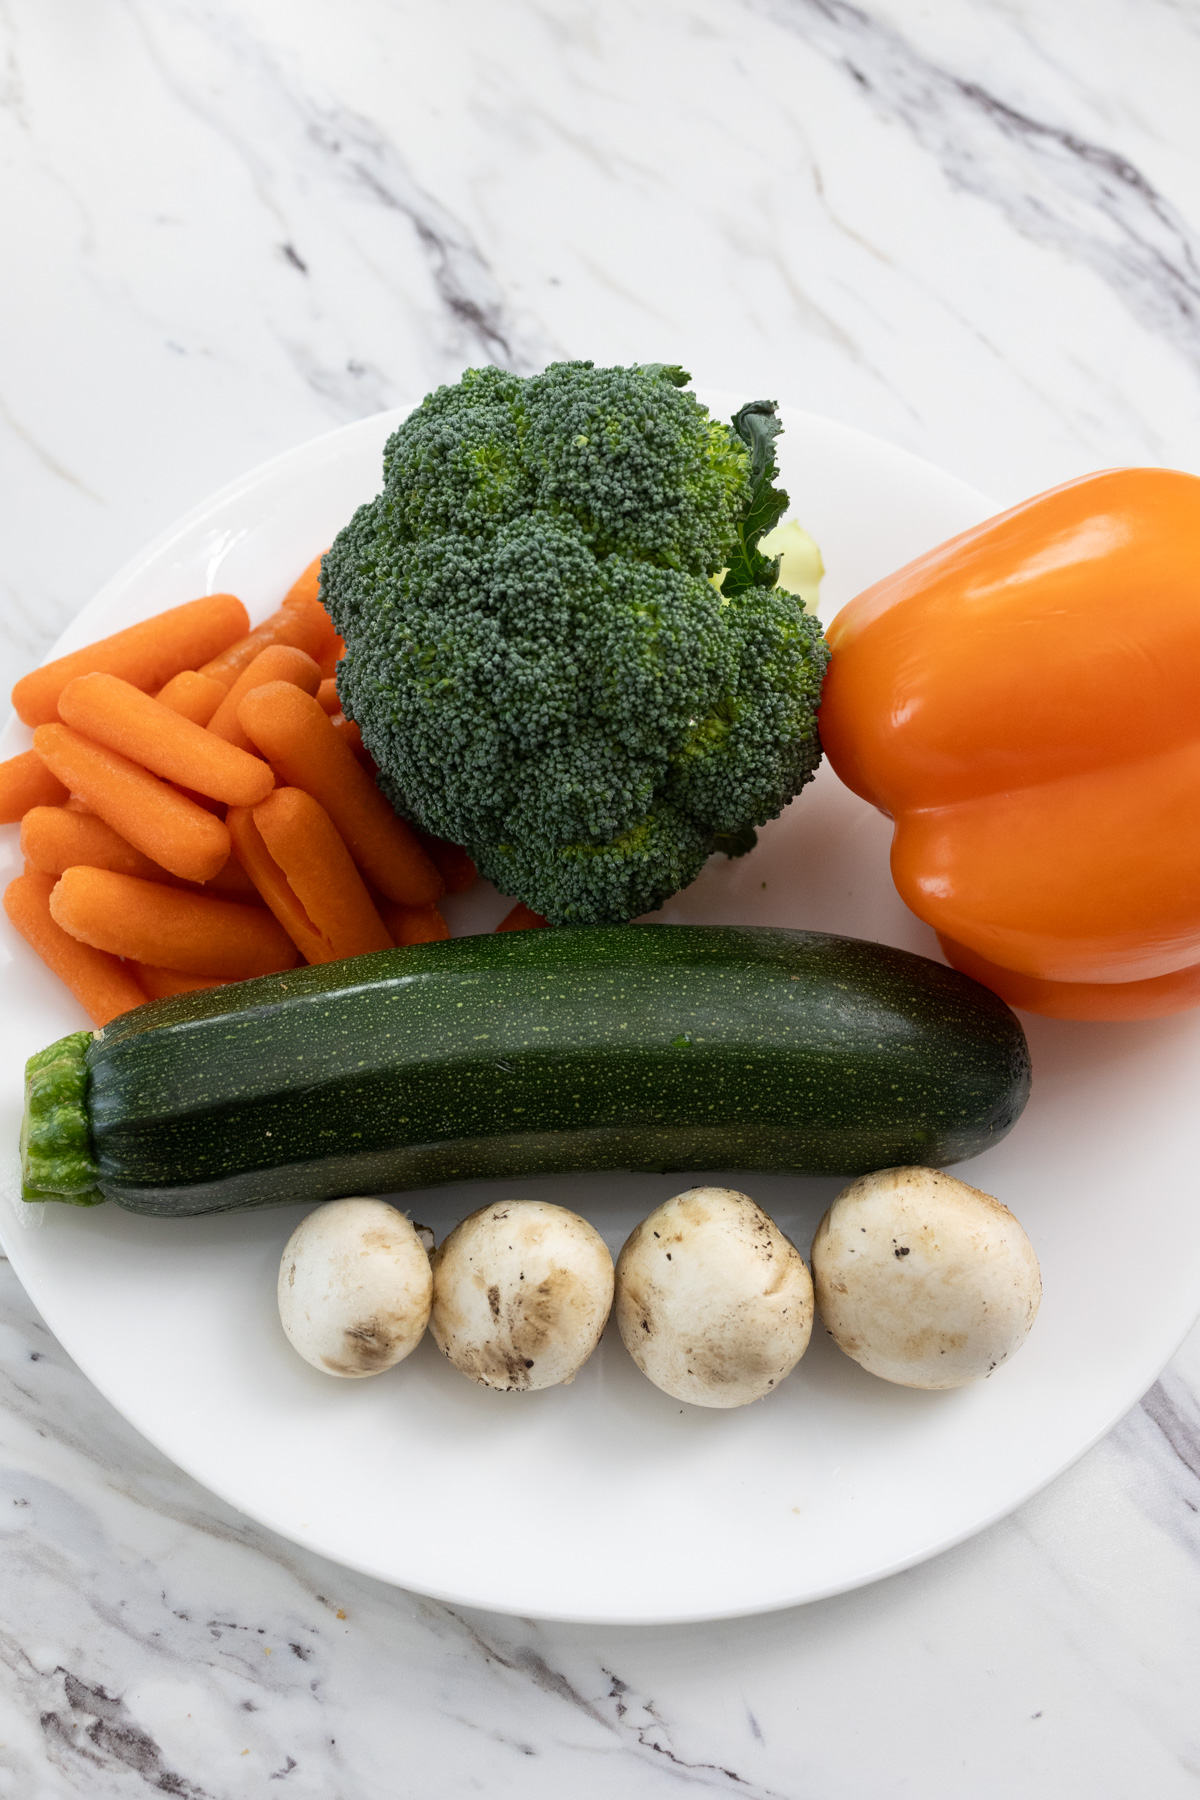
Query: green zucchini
[[21, 924, 1030, 1217]]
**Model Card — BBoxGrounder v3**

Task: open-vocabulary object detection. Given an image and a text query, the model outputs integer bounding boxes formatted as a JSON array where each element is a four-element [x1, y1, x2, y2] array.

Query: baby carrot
[[12, 593, 248, 727], [4, 871, 145, 1026], [207, 644, 322, 752], [131, 963, 228, 1000], [59, 672, 274, 807], [22, 806, 266, 904], [205, 854, 262, 900], [318, 635, 345, 680], [496, 902, 549, 932], [378, 899, 451, 946], [155, 669, 227, 726], [199, 598, 333, 689], [417, 831, 477, 894], [281, 555, 338, 660], [50, 867, 299, 979], [33, 723, 231, 884], [0, 749, 69, 823], [21, 806, 168, 882], [226, 805, 330, 964], [316, 678, 340, 715], [252, 787, 392, 963], [237, 683, 443, 905], [282, 552, 327, 609], [331, 716, 374, 767]]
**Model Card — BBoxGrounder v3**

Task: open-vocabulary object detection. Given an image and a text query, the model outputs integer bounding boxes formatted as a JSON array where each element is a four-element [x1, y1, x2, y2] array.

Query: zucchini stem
[[21, 1031, 104, 1205]]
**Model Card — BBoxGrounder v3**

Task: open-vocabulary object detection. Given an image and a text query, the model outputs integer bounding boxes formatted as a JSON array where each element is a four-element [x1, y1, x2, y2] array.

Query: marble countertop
[[3, 0, 1200, 1792]]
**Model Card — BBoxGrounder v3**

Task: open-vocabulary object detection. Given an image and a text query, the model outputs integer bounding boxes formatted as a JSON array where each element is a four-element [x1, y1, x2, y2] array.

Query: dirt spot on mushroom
[[430, 1199, 614, 1392], [510, 1268, 582, 1360], [278, 1197, 433, 1379], [615, 1187, 813, 1408]]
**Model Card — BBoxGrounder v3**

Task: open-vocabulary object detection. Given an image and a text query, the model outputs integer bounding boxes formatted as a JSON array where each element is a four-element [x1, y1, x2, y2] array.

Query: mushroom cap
[[615, 1186, 813, 1408], [430, 1199, 614, 1391], [278, 1196, 433, 1378], [811, 1166, 1041, 1389]]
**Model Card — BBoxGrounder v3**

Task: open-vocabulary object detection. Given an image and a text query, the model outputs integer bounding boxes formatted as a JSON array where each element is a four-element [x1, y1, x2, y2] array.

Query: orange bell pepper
[[819, 467, 1200, 1020]]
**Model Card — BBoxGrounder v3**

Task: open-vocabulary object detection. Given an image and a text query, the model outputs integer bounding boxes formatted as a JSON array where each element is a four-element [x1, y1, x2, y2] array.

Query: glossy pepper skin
[[818, 467, 1200, 1021]]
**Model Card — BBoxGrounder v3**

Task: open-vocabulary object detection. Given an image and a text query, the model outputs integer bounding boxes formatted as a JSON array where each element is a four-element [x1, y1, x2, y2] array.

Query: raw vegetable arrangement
[[9, 358, 1198, 1418], [21, 927, 1030, 1213], [322, 362, 830, 923], [820, 466, 1200, 1020], [2, 572, 473, 1015], [278, 1175, 1040, 1402]]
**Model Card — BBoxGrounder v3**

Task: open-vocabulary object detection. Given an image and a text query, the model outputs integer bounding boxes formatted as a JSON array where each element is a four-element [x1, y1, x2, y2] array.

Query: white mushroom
[[615, 1187, 813, 1408], [278, 1196, 433, 1377], [430, 1199, 614, 1391], [810, 1166, 1041, 1389]]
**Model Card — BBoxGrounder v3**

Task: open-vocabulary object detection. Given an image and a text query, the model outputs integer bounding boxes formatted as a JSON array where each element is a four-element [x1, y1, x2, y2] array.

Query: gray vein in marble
[[0, 389, 101, 503], [1, 1304, 296, 1568], [1117, 1366, 1200, 1543], [0, 0, 27, 127], [2, 1262, 792, 1797], [125, 0, 550, 386], [1141, 1377, 1200, 1489], [0, 22, 108, 278], [0, 584, 69, 679], [745, 191, 866, 362], [119, 3, 303, 255], [1154, 0, 1200, 37], [1058, 343, 1180, 465], [572, 250, 681, 330], [751, 0, 1200, 373], [441, 1611, 790, 1796], [304, 102, 530, 372], [277, 339, 398, 421], [30, 1655, 213, 1798], [806, 147, 1055, 416]]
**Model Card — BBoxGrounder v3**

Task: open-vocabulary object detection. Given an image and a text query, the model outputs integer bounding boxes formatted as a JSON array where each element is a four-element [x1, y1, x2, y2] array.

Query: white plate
[[3, 398, 1199, 1625]]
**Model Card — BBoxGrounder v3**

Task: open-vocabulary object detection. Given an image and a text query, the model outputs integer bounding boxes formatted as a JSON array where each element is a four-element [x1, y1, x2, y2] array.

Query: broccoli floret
[[323, 361, 830, 924], [380, 365, 533, 540]]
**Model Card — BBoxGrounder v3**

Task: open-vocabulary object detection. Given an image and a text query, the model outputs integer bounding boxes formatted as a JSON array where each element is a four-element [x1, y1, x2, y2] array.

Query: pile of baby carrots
[[0, 556, 544, 1029]]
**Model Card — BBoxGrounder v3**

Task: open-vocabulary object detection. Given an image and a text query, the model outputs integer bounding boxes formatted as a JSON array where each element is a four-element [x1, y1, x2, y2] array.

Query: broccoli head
[[322, 360, 830, 924]]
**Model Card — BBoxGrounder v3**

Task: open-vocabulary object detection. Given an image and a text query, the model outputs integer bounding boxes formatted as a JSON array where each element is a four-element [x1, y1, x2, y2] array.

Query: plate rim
[[4, 403, 1193, 1624]]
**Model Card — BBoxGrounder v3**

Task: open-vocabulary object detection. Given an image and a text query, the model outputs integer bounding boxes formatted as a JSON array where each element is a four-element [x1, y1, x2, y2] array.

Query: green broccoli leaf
[[720, 401, 790, 599], [637, 363, 692, 389], [712, 823, 759, 858]]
